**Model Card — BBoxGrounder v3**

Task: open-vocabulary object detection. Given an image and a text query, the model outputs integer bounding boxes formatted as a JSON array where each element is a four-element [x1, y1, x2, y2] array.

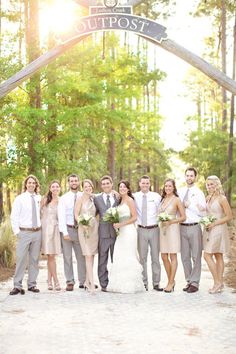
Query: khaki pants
[[137, 226, 161, 287], [13, 230, 41, 289]]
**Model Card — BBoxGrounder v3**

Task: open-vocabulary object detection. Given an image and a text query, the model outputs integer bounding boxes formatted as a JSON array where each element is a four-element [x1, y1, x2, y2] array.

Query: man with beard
[[58, 174, 86, 291], [178, 167, 206, 293]]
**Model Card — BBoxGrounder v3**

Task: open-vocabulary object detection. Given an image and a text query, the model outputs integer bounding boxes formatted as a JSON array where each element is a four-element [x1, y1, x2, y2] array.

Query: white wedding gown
[[108, 203, 144, 293]]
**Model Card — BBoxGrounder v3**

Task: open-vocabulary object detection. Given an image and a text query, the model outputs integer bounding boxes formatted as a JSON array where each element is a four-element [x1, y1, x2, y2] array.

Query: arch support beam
[[0, 16, 236, 98], [154, 38, 236, 95]]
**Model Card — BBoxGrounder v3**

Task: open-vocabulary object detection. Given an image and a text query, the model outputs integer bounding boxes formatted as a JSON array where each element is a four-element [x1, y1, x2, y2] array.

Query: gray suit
[[94, 194, 118, 289]]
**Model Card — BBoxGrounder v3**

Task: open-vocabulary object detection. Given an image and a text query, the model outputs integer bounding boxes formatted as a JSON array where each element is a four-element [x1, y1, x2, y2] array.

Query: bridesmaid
[[158, 179, 186, 293], [203, 175, 232, 294], [41, 180, 61, 291], [74, 179, 98, 294]]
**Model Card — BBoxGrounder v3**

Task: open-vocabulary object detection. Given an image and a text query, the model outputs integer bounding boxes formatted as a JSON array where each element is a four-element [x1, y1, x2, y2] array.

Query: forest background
[[0, 0, 236, 225]]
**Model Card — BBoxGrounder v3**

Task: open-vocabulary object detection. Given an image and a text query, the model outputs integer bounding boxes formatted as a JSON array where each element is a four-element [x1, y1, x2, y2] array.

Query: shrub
[[0, 218, 16, 268]]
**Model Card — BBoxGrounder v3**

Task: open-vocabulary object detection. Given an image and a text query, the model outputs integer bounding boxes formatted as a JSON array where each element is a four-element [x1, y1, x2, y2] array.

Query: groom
[[94, 175, 119, 292]]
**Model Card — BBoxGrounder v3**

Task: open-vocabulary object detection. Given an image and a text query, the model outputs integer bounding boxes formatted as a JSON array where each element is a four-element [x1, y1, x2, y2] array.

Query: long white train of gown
[[107, 205, 144, 293]]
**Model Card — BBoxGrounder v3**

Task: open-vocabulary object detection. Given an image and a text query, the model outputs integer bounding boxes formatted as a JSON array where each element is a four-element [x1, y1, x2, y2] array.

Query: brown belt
[[67, 224, 78, 229], [138, 224, 159, 229], [20, 227, 41, 232], [180, 223, 199, 226]]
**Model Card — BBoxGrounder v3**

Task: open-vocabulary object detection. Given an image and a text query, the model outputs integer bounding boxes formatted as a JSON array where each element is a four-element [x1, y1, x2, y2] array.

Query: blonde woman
[[203, 176, 232, 294], [74, 179, 98, 294]]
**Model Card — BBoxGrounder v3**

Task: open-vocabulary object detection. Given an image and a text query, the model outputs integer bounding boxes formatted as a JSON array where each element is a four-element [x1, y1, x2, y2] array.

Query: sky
[[156, 0, 212, 151]]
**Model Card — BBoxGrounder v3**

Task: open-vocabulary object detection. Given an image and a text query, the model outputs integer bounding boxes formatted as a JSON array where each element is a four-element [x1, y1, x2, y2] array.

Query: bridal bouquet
[[78, 214, 93, 238], [157, 212, 172, 222], [200, 215, 217, 241], [103, 207, 120, 235], [157, 212, 172, 236]]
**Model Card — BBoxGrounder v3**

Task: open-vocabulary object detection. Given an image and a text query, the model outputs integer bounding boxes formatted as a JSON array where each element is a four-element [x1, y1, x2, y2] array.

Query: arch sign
[[56, 3, 167, 44], [0, 0, 236, 98]]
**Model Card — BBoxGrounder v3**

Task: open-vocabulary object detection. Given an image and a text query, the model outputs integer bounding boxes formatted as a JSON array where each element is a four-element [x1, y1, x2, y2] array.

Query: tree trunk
[[0, 182, 3, 224], [221, 0, 227, 131], [107, 127, 115, 181], [0, 0, 2, 57], [47, 30, 58, 180], [6, 187, 11, 214], [226, 11, 236, 203], [25, 0, 42, 176]]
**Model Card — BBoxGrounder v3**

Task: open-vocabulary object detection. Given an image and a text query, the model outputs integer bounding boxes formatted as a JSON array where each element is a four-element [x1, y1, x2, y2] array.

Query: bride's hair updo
[[118, 180, 134, 202], [206, 175, 225, 195]]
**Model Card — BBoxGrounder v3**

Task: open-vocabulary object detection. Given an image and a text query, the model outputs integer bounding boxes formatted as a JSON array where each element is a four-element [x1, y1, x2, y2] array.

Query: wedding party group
[[9, 167, 233, 296]]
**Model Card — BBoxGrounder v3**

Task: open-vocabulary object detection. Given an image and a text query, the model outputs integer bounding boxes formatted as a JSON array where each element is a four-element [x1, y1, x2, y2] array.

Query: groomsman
[[58, 174, 86, 291], [178, 167, 206, 293], [10, 175, 42, 295], [134, 175, 163, 291], [94, 175, 118, 292]]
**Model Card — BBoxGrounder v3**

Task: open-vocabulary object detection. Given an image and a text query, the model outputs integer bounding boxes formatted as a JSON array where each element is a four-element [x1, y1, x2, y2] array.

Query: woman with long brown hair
[[158, 179, 186, 293], [41, 180, 62, 291]]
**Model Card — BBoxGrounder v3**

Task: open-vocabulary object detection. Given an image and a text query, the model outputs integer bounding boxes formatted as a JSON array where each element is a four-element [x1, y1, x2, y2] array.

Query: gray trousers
[[98, 237, 116, 289], [180, 224, 203, 287], [137, 227, 161, 287], [61, 227, 86, 285], [13, 230, 42, 289]]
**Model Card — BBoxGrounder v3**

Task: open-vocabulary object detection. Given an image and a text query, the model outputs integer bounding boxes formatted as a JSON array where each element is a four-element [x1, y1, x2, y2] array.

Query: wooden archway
[[0, 12, 236, 98]]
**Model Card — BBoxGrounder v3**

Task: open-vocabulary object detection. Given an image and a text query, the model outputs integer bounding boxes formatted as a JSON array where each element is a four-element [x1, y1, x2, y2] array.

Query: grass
[[0, 218, 16, 269]]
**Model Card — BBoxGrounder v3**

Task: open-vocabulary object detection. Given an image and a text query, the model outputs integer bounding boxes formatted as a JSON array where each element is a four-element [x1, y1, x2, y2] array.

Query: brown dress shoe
[[101, 287, 107, 292], [187, 284, 198, 293], [66, 284, 74, 291], [153, 285, 163, 292], [183, 283, 190, 291], [9, 288, 25, 295], [28, 286, 40, 293]]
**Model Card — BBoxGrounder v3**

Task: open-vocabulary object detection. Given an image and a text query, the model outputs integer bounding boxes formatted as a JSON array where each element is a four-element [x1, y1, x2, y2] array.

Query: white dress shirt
[[10, 191, 41, 235], [178, 185, 206, 223], [58, 191, 82, 236], [102, 192, 115, 207], [134, 191, 161, 226]]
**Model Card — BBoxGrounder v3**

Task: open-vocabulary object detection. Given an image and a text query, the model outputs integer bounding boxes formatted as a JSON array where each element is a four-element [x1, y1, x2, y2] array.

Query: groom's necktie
[[106, 195, 111, 208], [73, 193, 78, 227], [31, 195, 38, 228], [183, 188, 190, 204], [141, 194, 147, 226]]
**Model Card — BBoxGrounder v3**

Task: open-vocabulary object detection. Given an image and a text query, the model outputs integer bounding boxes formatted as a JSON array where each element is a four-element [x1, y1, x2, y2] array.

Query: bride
[[107, 180, 144, 293]]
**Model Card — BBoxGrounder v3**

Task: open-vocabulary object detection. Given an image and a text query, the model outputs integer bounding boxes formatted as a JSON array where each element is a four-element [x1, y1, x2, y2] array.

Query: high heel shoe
[[164, 283, 175, 293], [48, 281, 53, 291], [54, 282, 61, 291], [208, 284, 222, 294], [84, 283, 90, 291]]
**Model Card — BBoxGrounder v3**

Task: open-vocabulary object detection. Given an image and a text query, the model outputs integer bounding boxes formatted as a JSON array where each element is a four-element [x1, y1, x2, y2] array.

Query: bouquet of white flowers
[[200, 215, 217, 241], [103, 207, 120, 235], [78, 214, 93, 238], [157, 212, 172, 222], [157, 212, 172, 236], [103, 207, 119, 223], [200, 215, 217, 227]]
